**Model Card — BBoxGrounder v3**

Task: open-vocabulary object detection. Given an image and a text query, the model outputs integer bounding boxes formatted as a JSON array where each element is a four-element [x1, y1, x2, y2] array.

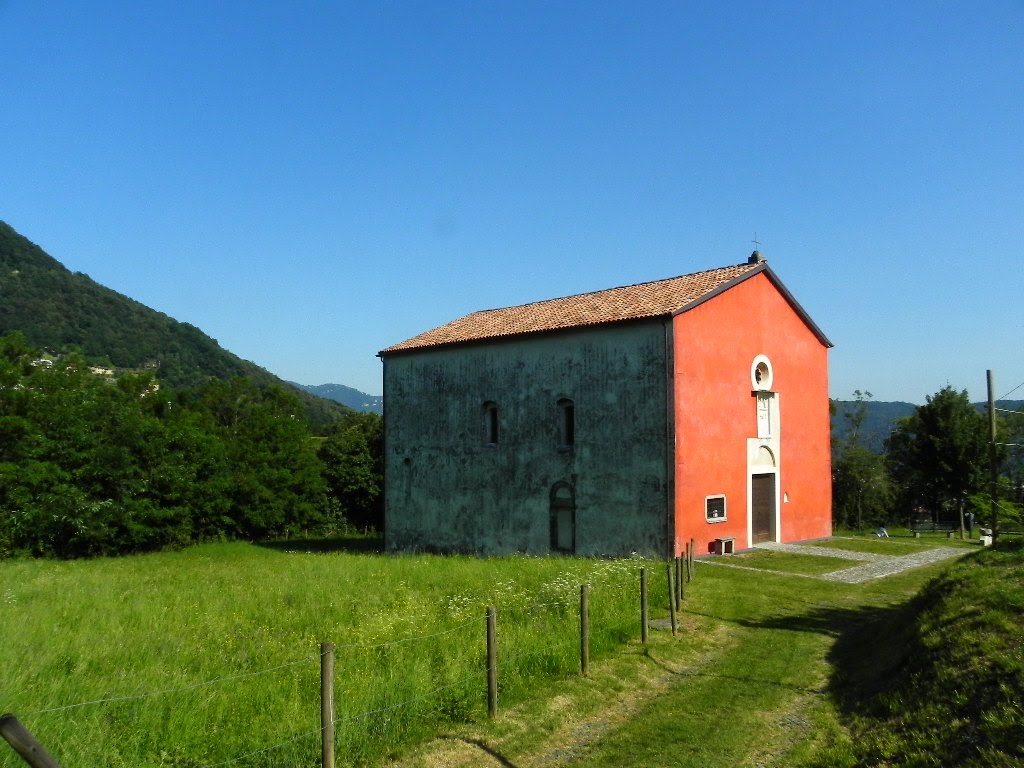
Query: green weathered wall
[[382, 320, 671, 556]]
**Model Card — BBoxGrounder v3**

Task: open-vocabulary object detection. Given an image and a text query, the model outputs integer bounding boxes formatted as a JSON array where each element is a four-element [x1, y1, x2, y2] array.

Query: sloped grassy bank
[[827, 541, 1024, 767]]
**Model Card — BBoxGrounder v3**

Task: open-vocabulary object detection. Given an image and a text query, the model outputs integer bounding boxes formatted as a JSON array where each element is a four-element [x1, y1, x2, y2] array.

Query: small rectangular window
[[483, 402, 499, 445], [557, 398, 574, 449], [705, 495, 727, 523]]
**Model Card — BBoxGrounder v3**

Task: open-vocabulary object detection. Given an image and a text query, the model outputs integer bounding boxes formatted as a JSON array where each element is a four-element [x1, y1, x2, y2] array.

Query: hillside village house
[[378, 252, 832, 557]]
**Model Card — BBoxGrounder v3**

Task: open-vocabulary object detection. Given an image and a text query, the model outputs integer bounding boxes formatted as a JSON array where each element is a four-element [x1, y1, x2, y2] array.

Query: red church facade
[[671, 264, 832, 555]]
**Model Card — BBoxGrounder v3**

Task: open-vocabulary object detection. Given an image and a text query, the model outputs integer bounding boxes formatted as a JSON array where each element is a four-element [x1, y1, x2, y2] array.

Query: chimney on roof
[[748, 250, 765, 264]]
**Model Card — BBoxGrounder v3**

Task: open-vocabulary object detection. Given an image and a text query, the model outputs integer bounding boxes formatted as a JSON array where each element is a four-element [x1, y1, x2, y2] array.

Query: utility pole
[[988, 369, 999, 543]]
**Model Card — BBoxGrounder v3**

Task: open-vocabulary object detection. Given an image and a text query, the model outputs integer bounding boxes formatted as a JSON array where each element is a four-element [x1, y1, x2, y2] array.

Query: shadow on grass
[[435, 735, 520, 768], [257, 533, 385, 555], [731, 596, 923, 715]]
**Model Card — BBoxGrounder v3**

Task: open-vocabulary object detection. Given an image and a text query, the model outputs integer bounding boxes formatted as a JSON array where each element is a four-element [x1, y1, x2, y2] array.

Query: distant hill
[[0, 220, 350, 429], [831, 400, 917, 453], [832, 398, 1024, 454], [290, 382, 383, 414]]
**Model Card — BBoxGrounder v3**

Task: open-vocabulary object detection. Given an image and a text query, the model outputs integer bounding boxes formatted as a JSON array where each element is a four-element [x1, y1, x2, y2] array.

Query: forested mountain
[[290, 382, 383, 414], [0, 221, 348, 429], [832, 397, 1024, 454], [831, 400, 916, 453]]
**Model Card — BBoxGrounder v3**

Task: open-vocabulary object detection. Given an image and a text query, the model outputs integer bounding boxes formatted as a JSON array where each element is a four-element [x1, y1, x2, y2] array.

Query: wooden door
[[751, 473, 775, 543]]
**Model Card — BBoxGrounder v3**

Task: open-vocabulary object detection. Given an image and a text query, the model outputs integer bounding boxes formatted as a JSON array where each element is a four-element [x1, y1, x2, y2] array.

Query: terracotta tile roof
[[380, 261, 764, 355]]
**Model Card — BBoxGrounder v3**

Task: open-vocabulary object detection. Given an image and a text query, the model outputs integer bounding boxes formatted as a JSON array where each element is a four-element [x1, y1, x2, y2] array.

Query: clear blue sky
[[3, 1, 1022, 403]]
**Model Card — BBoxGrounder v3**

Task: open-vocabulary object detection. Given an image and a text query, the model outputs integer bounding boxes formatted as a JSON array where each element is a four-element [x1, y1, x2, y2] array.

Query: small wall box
[[714, 537, 735, 555]]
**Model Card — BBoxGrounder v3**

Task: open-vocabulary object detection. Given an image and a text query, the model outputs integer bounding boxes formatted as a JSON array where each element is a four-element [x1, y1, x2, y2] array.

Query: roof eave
[[377, 315, 671, 358]]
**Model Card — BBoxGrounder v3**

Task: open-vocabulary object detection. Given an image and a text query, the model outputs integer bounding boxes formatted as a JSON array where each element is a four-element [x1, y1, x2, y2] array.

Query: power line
[[997, 380, 1024, 401]]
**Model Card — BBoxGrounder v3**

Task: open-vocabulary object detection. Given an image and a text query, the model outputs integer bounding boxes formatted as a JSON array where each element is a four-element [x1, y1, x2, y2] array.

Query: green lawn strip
[[564, 564, 856, 767], [570, 622, 831, 767], [386, 615, 729, 768], [823, 532, 974, 548], [812, 536, 937, 556], [725, 550, 851, 576]]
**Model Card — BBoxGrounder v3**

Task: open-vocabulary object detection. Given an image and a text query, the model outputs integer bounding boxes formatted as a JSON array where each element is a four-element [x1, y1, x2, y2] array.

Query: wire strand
[[201, 723, 323, 767], [29, 616, 485, 716], [332, 614, 484, 653], [203, 668, 486, 766], [27, 653, 320, 716], [997, 381, 1024, 401]]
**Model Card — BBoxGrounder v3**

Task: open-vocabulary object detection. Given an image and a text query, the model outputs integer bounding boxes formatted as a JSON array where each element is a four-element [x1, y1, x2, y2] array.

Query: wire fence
[[2, 560, 687, 768]]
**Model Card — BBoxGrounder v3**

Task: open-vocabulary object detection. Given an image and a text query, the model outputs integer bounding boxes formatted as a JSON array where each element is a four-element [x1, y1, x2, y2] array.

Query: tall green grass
[[0, 543, 664, 767]]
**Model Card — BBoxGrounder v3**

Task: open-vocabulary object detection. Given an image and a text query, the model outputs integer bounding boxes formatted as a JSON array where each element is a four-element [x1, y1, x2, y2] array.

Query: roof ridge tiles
[[469, 261, 753, 314]]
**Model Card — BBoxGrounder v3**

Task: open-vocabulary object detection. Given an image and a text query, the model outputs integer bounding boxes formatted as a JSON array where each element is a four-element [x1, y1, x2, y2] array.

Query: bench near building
[[378, 252, 833, 558]]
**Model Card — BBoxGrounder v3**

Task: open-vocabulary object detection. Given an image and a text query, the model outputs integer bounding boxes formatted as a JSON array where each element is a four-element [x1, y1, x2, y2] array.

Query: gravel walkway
[[815, 546, 964, 583], [701, 540, 968, 584]]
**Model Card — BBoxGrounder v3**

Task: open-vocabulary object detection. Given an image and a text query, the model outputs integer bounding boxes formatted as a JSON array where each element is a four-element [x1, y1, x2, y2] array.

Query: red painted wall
[[672, 271, 831, 555]]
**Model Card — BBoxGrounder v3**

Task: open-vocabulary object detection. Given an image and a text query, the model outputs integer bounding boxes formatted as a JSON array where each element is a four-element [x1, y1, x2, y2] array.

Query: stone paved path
[[700, 540, 967, 584], [815, 546, 964, 583]]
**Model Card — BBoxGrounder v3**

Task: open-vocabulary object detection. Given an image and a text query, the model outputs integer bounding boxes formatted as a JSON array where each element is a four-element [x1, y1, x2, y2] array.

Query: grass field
[[2, 536, 1020, 767], [0, 541, 664, 767]]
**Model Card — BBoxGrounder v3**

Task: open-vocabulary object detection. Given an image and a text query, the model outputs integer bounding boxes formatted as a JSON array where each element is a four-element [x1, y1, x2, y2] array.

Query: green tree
[[832, 391, 894, 529], [832, 445, 894, 530], [886, 386, 1000, 525], [196, 378, 327, 539], [0, 331, 340, 557], [319, 412, 383, 531], [0, 332, 232, 556]]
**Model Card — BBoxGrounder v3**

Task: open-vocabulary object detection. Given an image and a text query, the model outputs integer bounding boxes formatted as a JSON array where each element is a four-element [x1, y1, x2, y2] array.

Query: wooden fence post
[[674, 556, 683, 610], [0, 714, 63, 768], [666, 562, 677, 637], [640, 567, 648, 645], [580, 584, 590, 677], [689, 538, 696, 582], [486, 606, 498, 718], [321, 642, 334, 768], [679, 553, 686, 601]]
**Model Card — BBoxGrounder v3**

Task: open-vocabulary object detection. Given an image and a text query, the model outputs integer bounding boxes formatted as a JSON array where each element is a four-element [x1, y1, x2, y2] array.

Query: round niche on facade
[[751, 354, 774, 391]]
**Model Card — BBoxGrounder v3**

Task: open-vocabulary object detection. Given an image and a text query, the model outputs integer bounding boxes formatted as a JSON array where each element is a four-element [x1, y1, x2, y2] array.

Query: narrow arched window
[[557, 398, 575, 449], [483, 401, 499, 446]]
